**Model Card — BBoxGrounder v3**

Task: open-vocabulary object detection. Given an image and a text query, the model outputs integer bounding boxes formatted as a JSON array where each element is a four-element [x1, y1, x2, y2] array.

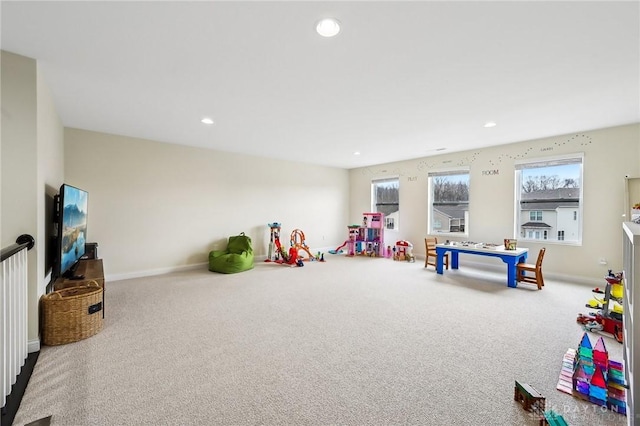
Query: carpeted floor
[[13, 255, 628, 425]]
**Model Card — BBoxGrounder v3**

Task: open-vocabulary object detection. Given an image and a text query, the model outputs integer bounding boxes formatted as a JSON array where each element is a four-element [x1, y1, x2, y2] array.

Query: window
[[372, 177, 399, 230], [515, 154, 583, 244], [530, 211, 543, 221], [428, 169, 469, 235]]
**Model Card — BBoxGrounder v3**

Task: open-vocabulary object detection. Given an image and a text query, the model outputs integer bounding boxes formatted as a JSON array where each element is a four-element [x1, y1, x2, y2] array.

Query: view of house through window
[[372, 177, 399, 230], [515, 155, 583, 244], [428, 170, 469, 235]]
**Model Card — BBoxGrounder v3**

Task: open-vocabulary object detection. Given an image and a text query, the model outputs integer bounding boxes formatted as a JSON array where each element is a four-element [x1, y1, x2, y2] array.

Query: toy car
[[576, 312, 623, 343]]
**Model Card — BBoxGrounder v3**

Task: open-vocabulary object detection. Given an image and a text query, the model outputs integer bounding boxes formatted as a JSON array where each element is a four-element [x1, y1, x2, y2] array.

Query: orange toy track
[[290, 229, 314, 261]]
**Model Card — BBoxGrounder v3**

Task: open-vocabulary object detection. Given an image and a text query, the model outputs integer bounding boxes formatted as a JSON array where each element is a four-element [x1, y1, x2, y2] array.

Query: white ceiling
[[2, 1, 639, 169]]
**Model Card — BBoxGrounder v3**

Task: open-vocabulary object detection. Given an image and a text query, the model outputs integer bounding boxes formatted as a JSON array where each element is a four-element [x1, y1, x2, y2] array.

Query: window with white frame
[[530, 211, 543, 221], [428, 169, 469, 235], [372, 177, 399, 230], [515, 154, 583, 244]]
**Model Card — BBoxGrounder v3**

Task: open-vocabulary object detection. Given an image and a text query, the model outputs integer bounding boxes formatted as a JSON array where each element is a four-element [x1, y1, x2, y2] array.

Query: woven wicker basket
[[41, 280, 104, 345]]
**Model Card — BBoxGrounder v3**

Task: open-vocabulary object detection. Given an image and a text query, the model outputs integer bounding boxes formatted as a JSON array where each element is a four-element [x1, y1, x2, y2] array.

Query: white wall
[[1, 51, 63, 348], [1, 51, 39, 346], [1, 51, 37, 249], [350, 124, 640, 282], [37, 61, 65, 290], [64, 128, 350, 279]]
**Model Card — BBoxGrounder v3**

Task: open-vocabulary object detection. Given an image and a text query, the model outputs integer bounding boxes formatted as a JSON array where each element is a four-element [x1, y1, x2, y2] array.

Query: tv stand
[[71, 275, 85, 280], [63, 272, 85, 280], [54, 258, 105, 316], [62, 260, 86, 280]]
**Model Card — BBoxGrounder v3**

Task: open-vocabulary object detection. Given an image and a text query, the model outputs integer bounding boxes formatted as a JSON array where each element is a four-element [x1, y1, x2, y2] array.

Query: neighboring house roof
[[520, 188, 580, 210], [521, 202, 579, 210], [521, 188, 580, 201], [433, 205, 466, 219], [521, 222, 552, 229]]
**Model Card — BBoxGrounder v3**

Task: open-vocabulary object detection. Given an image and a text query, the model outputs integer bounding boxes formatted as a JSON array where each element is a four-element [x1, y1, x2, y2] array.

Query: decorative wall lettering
[[380, 133, 595, 177], [482, 170, 499, 176], [416, 160, 437, 171], [360, 166, 406, 177], [457, 152, 480, 166]]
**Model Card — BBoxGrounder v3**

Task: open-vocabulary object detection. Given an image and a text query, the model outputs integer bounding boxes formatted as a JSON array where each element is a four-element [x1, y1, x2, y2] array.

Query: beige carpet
[[13, 255, 627, 425]]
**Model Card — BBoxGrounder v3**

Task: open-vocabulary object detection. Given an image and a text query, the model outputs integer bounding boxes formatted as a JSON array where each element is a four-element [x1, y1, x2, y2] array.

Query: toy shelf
[[622, 221, 639, 426]]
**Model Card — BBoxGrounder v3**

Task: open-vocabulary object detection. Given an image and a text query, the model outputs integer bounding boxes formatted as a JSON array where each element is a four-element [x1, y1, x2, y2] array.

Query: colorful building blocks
[[513, 381, 569, 425], [514, 380, 546, 413], [556, 332, 627, 416], [540, 410, 568, 426]]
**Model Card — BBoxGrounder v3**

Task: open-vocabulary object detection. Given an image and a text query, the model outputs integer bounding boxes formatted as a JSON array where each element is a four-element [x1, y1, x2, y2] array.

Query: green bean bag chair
[[209, 232, 254, 274]]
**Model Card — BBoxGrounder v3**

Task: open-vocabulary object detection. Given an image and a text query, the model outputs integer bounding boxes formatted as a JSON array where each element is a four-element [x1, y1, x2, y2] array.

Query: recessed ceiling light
[[201, 117, 214, 125], [436, 148, 447, 151], [353, 151, 361, 156], [484, 121, 497, 128], [316, 18, 341, 37]]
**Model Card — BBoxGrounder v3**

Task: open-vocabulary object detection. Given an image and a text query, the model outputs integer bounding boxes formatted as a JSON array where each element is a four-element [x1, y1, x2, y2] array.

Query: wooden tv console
[[54, 258, 105, 316]]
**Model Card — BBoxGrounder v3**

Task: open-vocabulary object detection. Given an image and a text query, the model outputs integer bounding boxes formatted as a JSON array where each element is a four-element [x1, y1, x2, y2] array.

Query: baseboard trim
[[106, 262, 208, 282], [108, 247, 340, 281], [1, 351, 39, 426], [27, 339, 40, 354], [455, 258, 600, 286], [108, 251, 599, 286]]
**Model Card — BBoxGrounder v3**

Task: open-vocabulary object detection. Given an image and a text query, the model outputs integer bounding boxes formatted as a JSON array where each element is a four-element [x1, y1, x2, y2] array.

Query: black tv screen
[[57, 184, 88, 279]]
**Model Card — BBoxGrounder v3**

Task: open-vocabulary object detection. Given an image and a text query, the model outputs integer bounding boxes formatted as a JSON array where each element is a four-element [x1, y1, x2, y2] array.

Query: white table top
[[436, 243, 529, 256]]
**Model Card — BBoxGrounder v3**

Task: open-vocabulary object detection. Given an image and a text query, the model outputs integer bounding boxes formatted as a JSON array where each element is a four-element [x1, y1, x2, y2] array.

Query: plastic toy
[[576, 270, 624, 343], [266, 224, 321, 267], [289, 229, 314, 261], [330, 225, 360, 255], [540, 410, 568, 426], [514, 380, 545, 413], [513, 380, 568, 425], [330, 214, 385, 257], [393, 240, 415, 262], [556, 332, 627, 415], [265, 222, 282, 262], [358, 213, 385, 257], [275, 245, 303, 267]]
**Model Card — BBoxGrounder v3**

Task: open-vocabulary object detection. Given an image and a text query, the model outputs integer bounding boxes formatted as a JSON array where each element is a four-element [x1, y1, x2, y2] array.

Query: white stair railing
[[1, 235, 34, 411]]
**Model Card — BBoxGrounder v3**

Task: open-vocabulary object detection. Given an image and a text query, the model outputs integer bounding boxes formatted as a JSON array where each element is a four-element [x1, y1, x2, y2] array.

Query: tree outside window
[[428, 170, 469, 235], [372, 178, 399, 230]]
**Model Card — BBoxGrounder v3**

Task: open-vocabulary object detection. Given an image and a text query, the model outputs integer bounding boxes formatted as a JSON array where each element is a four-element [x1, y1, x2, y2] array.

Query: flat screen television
[[55, 184, 88, 280]]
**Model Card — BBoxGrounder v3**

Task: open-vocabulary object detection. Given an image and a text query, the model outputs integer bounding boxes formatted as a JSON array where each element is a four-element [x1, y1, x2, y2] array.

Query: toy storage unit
[[622, 221, 639, 426], [356, 212, 385, 257]]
